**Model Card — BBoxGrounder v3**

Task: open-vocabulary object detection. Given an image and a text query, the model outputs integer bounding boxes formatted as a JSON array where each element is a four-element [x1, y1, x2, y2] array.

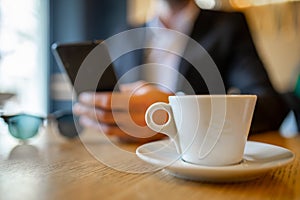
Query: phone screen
[[51, 41, 118, 94]]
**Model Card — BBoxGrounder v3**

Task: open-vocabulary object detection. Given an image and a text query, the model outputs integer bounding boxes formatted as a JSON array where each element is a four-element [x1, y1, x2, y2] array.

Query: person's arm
[[73, 81, 171, 143], [225, 12, 289, 133]]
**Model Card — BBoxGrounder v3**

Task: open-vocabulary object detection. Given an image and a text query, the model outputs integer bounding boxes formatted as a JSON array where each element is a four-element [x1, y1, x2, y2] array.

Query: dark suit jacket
[[112, 10, 289, 133]]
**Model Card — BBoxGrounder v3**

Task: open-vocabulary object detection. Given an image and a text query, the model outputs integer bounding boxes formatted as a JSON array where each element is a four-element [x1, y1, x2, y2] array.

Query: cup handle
[[145, 102, 182, 154]]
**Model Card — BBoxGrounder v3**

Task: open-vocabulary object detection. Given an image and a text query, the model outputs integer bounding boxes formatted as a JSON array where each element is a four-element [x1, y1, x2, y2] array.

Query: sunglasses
[[0, 110, 82, 140]]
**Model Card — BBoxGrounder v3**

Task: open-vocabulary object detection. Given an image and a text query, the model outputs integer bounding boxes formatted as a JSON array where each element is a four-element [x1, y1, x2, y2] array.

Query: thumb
[[119, 80, 149, 93]]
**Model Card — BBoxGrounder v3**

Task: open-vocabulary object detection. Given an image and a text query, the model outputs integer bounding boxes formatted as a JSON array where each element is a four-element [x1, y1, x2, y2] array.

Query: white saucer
[[136, 140, 295, 182]]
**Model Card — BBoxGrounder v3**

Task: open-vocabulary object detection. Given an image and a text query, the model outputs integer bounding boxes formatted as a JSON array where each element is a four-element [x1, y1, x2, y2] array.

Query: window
[[0, 0, 48, 115]]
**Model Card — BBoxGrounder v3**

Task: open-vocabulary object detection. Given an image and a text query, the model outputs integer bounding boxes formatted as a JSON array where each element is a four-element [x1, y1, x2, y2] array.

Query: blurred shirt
[[142, 1, 200, 92]]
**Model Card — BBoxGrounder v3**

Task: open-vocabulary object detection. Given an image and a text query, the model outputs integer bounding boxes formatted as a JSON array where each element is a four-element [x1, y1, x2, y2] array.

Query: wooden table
[[0, 122, 299, 200]]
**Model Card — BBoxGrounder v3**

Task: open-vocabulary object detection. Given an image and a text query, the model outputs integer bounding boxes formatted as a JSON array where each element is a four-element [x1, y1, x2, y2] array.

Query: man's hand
[[73, 81, 172, 143]]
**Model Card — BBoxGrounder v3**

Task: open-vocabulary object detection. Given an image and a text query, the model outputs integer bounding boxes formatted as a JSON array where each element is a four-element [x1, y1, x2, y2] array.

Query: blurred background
[[0, 0, 299, 115]]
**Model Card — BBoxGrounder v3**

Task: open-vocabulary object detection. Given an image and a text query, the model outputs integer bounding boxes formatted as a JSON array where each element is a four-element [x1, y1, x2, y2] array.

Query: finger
[[101, 123, 166, 143], [74, 103, 114, 124], [78, 115, 153, 138], [78, 92, 131, 111], [79, 116, 166, 143], [78, 115, 102, 130], [119, 80, 147, 92], [117, 133, 166, 144], [78, 92, 111, 110], [74, 103, 146, 125]]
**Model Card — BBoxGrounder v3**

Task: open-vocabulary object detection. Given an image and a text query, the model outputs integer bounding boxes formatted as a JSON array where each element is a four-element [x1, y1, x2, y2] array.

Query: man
[[73, 0, 289, 142]]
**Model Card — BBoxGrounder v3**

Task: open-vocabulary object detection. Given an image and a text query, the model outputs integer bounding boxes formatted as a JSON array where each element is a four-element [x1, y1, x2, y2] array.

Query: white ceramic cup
[[145, 95, 257, 166]]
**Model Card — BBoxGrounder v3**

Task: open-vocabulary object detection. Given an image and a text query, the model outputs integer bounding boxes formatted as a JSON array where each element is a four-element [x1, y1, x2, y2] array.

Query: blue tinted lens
[[55, 112, 82, 138], [3, 114, 43, 140]]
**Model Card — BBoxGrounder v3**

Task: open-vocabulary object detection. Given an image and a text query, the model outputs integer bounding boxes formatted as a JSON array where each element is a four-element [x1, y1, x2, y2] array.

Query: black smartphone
[[51, 40, 118, 94]]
